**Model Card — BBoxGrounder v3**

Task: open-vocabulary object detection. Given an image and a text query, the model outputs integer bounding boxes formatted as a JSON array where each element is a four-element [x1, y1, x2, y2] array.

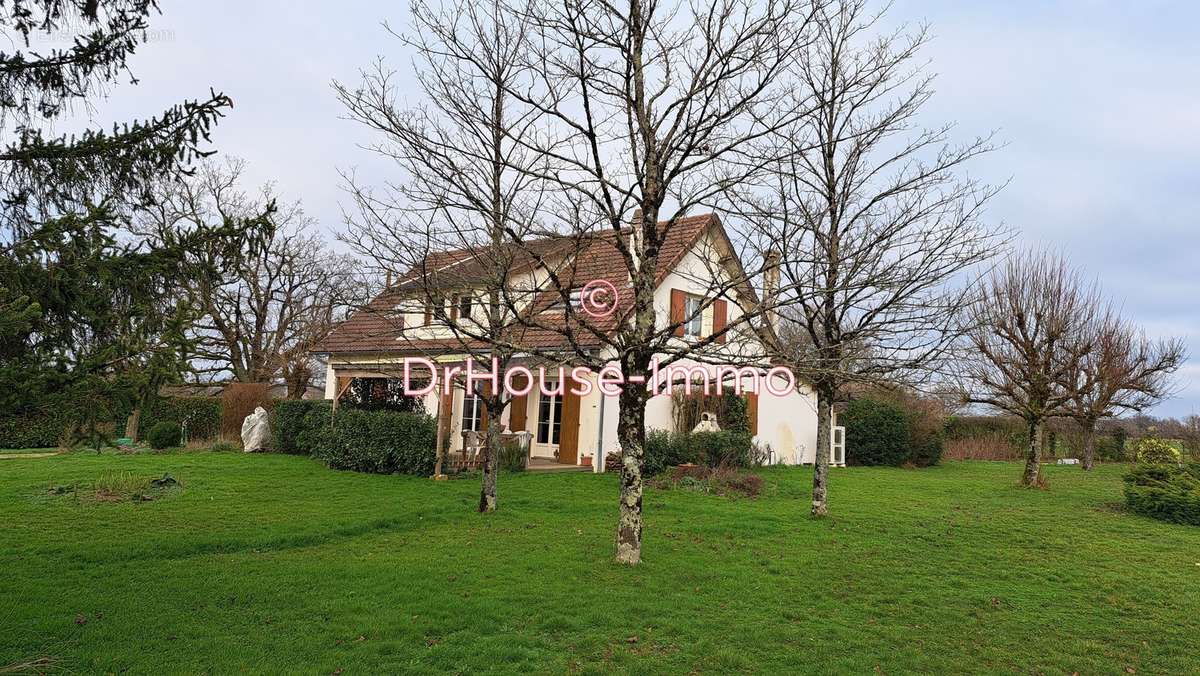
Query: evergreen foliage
[[0, 1, 250, 448]]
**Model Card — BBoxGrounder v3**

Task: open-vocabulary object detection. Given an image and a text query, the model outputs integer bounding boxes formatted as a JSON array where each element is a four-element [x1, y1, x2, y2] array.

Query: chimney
[[632, 208, 643, 226], [762, 248, 781, 333]]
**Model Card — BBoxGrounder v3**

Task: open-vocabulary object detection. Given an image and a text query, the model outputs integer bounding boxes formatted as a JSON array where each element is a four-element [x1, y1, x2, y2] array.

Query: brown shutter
[[449, 295, 459, 321], [747, 392, 759, 436], [508, 374, 528, 431], [424, 299, 432, 326], [670, 288, 685, 337], [559, 390, 581, 464], [712, 298, 727, 343]]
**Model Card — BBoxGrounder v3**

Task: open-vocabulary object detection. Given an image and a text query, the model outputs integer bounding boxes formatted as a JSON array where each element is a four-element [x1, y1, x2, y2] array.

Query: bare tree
[[339, 0, 820, 561], [959, 252, 1099, 487], [486, 0, 825, 564], [742, 0, 1003, 516], [141, 158, 360, 387], [334, 0, 552, 512], [1064, 311, 1184, 470]]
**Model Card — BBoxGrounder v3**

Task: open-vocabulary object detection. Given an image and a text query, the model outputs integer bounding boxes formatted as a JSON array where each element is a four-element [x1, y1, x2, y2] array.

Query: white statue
[[241, 406, 271, 453]]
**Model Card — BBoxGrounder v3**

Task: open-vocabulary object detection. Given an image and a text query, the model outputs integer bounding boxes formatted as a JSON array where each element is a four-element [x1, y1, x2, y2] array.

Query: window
[[536, 391, 563, 445], [683, 295, 703, 337], [462, 391, 484, 432], [457, 294, 473, 321]]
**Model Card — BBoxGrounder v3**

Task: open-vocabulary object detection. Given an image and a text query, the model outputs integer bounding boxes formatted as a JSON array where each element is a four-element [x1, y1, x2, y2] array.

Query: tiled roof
[[314, 213, 719, 355]]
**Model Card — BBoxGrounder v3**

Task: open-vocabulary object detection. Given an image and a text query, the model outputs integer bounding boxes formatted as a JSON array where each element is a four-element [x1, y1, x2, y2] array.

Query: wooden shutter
[[508, 374, 528, 431], [424, 299, 432, 326], [712, 298, 727, 343], [747, 392, 759, 436], [670, 288, 685, 337], [449, 295, 459, 321], [559, 390, 581, 464]]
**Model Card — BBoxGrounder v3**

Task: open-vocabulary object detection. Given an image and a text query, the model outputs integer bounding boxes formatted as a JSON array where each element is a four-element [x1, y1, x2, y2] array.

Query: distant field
[[1, 452, 1197, 674]]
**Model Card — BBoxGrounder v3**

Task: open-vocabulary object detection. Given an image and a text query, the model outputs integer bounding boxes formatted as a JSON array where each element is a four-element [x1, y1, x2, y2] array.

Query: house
[[312, 213, 842, 472]]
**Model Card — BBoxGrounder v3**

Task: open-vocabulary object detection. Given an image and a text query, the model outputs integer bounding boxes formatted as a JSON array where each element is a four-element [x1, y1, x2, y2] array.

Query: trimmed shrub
[[843, 398, 910, 466], [1134, 437, 1182, 465], [1123, 463, 1200, 525], [146, 422, 183, 450], [643, 429, 753, 476], [645, 430, 693, 476], [272, 400, 331, 454], [689, 430, 753, 467], [0, 394, 220, 449], [307, 408, 437, 475], [137, 396, 222, 441], [843, 396, 945, 467], [0, 407, 73, 449]]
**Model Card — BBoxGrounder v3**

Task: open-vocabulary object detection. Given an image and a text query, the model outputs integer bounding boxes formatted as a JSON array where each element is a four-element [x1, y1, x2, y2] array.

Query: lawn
[[1, 452, 1197, 674]]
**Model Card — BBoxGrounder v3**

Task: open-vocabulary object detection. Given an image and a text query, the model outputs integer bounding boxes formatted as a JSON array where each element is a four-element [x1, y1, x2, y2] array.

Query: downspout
[[595, 391, 606, 473]]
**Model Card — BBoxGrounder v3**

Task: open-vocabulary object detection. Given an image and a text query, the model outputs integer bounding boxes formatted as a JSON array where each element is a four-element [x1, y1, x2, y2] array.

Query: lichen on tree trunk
[[615, 384, 647, 565], [1021, 419, 1043, 487], [812, 390, 833, 517], [478, 402, 501, 513]]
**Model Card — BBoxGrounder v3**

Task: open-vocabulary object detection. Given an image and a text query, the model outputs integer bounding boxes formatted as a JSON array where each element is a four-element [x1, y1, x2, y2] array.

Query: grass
[[1, 453, 1198, 674]]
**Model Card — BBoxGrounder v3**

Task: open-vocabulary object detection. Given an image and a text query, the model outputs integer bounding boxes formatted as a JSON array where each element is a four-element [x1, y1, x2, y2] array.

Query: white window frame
[[462, 391, 484, 432], [683, 295, 704, 338], [536, 391, 563, 445]]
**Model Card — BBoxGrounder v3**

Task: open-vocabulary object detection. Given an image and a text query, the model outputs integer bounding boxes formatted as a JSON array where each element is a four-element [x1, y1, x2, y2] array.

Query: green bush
[[1095, 428, 1129, 462], [644, 429, 752, 476], [1123, 463, 1200, 525], [1134, 437, 1182, 465], [644, 430, 691, 476], [498, 438, 527, 473], [843, 398, 910, 466], [843, 397, 944, 467], [137, 396, 221, 441], [272, 400, 331, 454], [146, 421, 183, 450], [0, 394, 220, 449], [209, 441, 239, 453], [306, 408, 437, 475], [0, 407, 73, 448]]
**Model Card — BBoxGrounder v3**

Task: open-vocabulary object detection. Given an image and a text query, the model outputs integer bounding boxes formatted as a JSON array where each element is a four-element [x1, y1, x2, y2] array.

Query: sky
[[62, 0, 1199, 417]]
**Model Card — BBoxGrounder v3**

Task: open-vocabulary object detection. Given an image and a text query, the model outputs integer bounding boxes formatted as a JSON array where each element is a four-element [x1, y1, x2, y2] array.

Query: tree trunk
[[1021, 419, 1043, 487], [1081, 421, 1096, 471], [615, 384, 648, 565], [124, 407, 142, 441], [478, 395, 502, 513], [812, 386, 833, 517]]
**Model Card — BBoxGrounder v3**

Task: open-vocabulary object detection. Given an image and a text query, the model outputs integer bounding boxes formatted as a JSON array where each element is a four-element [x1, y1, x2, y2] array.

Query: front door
[[558, 390, 580, 465]]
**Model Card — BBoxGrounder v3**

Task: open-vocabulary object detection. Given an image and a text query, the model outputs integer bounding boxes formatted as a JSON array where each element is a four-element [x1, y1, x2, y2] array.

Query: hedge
[[272, 400, 331, 454], [1123, 463, 1200, 526], [0, 394, 223, 449], [0, 406, 77, 448], [644, 429, 754, 476], [843, 397, 944, 467], [299, 407, 437, 476], [135, 396, 222, 441]]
